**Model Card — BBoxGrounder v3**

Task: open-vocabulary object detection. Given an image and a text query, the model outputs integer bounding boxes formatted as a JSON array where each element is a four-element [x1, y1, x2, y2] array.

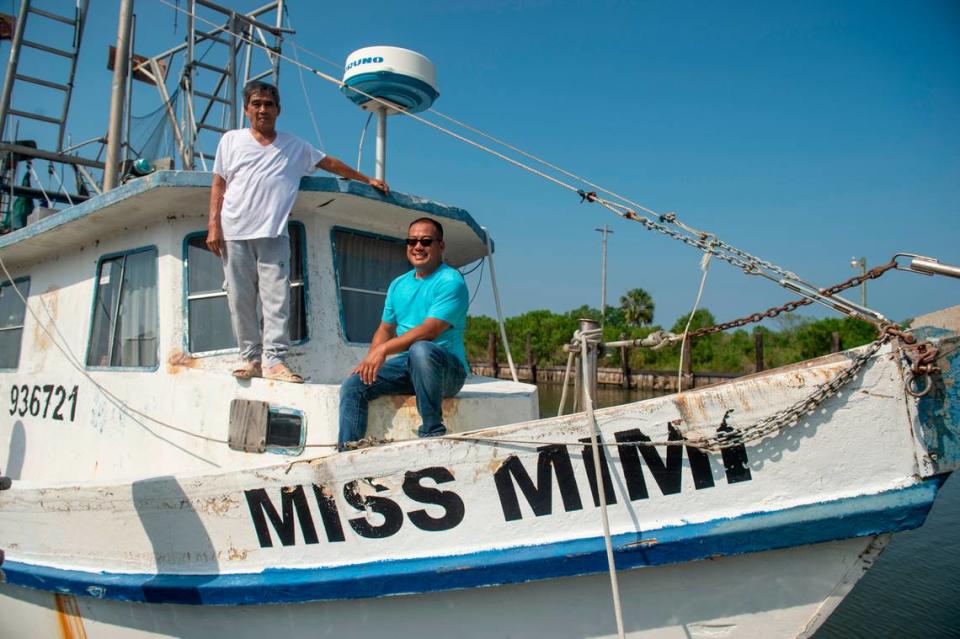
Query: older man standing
[[339, 217, 469, 449], [207, 81, 388, 382]]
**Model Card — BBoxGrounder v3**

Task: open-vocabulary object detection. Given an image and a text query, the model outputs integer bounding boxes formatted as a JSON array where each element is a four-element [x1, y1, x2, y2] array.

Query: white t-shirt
[[213, 129, 326, 240]]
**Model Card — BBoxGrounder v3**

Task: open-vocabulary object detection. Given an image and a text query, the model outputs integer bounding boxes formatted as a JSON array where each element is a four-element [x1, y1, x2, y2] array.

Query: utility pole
[[850, 256, 867, 307], [595, 225, 614, 326]]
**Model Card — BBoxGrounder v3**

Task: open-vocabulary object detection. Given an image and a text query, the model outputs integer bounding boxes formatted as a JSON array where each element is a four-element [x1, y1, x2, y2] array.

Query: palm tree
[[620, 288, 655, 327]]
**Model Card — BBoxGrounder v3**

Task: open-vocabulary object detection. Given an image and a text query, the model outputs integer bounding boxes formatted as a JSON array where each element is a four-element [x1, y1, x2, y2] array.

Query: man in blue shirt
[[338, 217, 469, 449]]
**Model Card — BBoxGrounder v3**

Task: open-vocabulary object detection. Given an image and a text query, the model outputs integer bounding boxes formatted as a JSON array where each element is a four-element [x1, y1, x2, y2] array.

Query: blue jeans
[[338, 341, 467, 449]]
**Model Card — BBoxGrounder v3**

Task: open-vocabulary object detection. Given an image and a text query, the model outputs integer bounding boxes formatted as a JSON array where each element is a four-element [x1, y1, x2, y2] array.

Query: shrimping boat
[[0, 2, 958, 638]]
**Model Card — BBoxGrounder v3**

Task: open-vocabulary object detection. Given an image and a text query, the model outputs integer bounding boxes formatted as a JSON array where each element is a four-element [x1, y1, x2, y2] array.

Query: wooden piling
[[754, 330, 765, 373], [620, 332, 631, 389], [831, 331, 842, 353], [488, 331, 500, 379], [526, 333, 537, 383]]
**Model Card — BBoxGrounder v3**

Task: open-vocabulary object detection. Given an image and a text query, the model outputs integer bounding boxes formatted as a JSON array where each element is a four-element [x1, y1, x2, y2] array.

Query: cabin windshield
[[332, 229, 408, 343]]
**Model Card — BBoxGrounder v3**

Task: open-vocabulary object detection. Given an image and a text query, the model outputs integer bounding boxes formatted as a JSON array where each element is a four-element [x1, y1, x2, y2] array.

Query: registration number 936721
[[9, 384, 78, 422]]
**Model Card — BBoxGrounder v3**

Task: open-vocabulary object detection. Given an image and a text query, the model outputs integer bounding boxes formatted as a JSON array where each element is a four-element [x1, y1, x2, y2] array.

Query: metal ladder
[[135, 0, 287, 170], [0, 0, 89, 153]]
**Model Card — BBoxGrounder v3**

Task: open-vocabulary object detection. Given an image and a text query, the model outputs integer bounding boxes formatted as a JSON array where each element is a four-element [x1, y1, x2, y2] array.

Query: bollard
[[619, 332, 631, 389], [579, 318, 600, 404], [681, 335, 693, 390]]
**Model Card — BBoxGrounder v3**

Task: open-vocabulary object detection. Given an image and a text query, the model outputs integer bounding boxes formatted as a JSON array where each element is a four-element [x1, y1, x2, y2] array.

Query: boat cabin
[[0, 171, 537, 483]]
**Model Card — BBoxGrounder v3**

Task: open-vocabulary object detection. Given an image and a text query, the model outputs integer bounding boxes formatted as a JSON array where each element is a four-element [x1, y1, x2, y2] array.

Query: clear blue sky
[[4, 0, 958, 327]]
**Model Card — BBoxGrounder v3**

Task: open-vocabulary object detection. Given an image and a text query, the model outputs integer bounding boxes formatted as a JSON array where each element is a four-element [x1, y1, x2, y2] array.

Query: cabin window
[[185, 222, 307, 354], [331, 228, 409, 343], [87, 247, 159, 369], [0, 277, 30, 369]]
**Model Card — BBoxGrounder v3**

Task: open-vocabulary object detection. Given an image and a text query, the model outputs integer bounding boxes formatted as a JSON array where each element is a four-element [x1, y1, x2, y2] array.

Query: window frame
[[84, 245, 160, 372], [182, 221, 310, 357], [0, 276, 31, 371], [329, 225, 409, 345], [265, 406, 306, 456]]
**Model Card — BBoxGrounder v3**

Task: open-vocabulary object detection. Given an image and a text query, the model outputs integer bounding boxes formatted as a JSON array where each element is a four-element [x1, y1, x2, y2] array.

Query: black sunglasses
[[405, 237, 435, 247]]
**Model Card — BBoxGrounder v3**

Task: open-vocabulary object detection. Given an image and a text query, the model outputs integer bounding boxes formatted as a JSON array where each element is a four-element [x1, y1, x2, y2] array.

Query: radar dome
[[341, 46, 438, 113]]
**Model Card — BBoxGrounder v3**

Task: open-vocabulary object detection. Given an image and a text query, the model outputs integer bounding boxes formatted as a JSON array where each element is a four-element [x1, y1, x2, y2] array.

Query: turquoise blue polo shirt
[[382, 263, 469, 372]]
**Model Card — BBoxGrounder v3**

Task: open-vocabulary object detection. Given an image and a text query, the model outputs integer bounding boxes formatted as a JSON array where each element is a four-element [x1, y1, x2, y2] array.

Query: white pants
[[222, 235, 290, 368]]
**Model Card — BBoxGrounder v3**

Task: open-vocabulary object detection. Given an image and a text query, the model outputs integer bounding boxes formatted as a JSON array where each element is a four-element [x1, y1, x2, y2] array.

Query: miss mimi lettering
[[245, 422, 752, 548]]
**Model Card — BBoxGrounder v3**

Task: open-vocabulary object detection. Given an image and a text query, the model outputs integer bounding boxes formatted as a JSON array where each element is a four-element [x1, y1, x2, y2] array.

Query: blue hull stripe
[[0, 479, 943, 606]]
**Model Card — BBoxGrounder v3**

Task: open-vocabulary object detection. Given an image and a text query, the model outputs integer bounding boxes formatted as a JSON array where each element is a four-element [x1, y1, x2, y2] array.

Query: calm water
[[534, 383, 960, 637]]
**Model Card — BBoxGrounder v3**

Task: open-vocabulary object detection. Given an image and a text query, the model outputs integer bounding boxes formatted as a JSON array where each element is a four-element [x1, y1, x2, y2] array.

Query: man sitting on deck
[[206, 80, 388, 383], [339, 217, 469, 449]]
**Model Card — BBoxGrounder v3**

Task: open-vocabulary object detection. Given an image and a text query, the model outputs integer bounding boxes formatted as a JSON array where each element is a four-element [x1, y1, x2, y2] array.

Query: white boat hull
[[1, 332, 957, 638], [0, 534, 889, 639]]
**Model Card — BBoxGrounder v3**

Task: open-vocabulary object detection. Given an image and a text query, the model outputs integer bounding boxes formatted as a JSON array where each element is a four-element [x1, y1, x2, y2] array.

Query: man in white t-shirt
[[206, 81, 388, 382]]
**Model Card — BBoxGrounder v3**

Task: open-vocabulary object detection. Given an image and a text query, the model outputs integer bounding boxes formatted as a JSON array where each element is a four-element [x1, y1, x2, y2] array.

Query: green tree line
[[466, 288, 878, 373]]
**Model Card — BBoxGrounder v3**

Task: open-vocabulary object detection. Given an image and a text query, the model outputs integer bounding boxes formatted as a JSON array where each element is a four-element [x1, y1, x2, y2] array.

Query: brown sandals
[[264, 364, 304, 384], [232, 360, 262, 379], [232, 361, 304, 383]]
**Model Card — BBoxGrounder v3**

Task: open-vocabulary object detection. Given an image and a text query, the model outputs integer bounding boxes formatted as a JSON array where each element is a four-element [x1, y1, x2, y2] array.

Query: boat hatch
[[228, 399, 305, 455]]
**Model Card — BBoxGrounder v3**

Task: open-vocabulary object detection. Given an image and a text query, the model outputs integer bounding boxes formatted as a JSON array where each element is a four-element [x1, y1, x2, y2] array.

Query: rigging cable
[[155, 0, 863, 321], [482, 226, 518, 383], [0, 245, 903, 455], [578, 327, 626, 639], [0, 1, 914, 458], [283, 7, 325, 150], [462, 257, 486, 308], [356, 111, 373, 172]]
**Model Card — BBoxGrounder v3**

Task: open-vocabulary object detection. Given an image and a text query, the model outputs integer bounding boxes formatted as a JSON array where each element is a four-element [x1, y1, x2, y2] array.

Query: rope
[[25, 162, 52, 208], [0, 251, 230, 452], [578, 328, 626, 639], [356, 111, 373, 171], [462, 257, 486, 308], [0, 1, 912, 461], [213, 2, 878, 317], [676, 251, 713, 392], [47, 163, 74, 206], [557, 350, 575, 416], [0, 232, 897, 458], [154, 0, 896, 321]]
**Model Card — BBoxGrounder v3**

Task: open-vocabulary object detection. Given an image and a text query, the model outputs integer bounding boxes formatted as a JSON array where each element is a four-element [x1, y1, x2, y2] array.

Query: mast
[[103, 0, 134, 191]]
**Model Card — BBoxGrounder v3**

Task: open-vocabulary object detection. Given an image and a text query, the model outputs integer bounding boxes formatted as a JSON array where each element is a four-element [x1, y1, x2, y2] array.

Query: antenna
[[341, 46, 439, 181]]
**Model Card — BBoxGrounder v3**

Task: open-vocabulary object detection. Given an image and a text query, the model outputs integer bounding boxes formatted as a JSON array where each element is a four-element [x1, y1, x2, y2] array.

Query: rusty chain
[[692, 334, 892, 451], [901, 340, 940, 397], [683, 260, 899, 339]]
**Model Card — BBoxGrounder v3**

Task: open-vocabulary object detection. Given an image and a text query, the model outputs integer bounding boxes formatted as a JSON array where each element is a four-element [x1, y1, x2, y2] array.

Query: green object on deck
[[10, 171, 34, 231]]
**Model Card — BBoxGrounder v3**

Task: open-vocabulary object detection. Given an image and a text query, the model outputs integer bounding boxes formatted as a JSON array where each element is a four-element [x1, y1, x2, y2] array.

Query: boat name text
[[244, 421, 751, 547]]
